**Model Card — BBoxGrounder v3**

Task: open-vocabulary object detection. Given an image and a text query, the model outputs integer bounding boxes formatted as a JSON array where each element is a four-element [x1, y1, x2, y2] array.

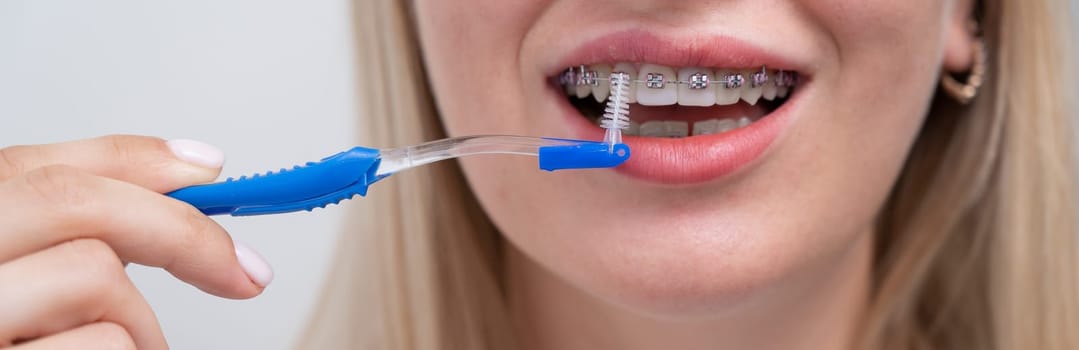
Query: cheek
[[809, 0, 949, 101], [784, 0, 952, 226], [794, 0, 951, 194], [413, 0, 549, 136]]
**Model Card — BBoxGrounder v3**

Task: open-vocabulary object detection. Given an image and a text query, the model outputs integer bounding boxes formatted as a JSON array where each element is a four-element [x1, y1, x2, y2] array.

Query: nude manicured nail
[[234, 242, 274, 287], [167, 139, 225, 168]]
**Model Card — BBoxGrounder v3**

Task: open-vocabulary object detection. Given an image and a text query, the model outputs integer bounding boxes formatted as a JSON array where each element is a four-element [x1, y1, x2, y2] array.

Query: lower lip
[[555, 88, 799, 184]]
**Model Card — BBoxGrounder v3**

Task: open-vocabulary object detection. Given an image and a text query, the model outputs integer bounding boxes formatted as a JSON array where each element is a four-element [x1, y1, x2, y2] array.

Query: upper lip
[[545, 29, 810, 79]]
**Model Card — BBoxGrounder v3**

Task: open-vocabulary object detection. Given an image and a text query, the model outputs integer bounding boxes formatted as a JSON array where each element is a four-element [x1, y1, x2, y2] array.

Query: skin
[[413, 0, 976, 349], [0, 136, 265, 349], [0, 0, 975, 348]]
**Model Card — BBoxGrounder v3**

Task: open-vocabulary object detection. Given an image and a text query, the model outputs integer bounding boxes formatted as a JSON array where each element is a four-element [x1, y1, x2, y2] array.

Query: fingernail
[[167, 139, 225, 168], [234, 242, 274, 287]]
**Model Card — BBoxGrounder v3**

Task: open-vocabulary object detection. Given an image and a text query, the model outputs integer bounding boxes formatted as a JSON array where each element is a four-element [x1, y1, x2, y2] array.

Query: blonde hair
[[298, 0, 1078, 349]]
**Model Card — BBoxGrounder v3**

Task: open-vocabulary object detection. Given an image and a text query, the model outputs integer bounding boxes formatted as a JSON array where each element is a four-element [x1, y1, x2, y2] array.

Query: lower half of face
[[414, 0, 953, 316]]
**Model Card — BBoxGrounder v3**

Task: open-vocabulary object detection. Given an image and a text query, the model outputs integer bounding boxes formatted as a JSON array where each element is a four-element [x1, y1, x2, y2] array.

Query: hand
[[0, 136, 273, 349]]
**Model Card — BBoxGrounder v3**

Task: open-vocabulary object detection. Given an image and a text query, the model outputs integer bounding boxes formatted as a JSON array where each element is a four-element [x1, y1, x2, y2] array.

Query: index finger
[[0, 165, 265, 299], [0, 135, 223, 192]]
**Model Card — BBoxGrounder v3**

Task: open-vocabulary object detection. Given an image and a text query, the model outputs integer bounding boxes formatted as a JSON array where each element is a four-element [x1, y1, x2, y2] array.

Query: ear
[[942, 0, 978, 73]]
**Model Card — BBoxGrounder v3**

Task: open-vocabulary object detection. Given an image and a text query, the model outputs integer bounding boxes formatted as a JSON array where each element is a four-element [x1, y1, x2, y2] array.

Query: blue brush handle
[[167, 146, 383, 216]]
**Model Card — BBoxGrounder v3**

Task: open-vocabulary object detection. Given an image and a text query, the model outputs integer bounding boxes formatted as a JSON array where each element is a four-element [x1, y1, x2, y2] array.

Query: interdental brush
[[169, 135, 630, 216]]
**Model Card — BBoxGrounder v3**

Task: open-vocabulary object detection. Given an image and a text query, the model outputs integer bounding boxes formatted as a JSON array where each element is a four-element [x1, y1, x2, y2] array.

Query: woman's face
[[413, 0, 973, 315]]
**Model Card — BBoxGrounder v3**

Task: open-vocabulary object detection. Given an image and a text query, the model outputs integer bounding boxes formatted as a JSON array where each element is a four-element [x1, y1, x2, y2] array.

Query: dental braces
[[560, 65, 798, 90]]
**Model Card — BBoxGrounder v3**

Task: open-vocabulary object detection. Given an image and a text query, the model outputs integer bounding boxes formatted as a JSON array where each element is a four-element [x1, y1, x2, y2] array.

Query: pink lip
[[547, 29, 807, 77], [548, 30, 808, 184]]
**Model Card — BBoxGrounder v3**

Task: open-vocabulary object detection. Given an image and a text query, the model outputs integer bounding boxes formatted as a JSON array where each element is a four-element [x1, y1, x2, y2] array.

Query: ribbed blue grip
[[167, 147, 382, 216]]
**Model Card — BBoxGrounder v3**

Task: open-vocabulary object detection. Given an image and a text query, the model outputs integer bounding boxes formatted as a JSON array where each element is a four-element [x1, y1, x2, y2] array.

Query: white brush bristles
[[601, 72, 631, 145]]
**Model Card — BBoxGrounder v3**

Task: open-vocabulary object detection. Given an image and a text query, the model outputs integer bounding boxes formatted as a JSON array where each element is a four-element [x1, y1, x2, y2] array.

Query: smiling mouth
[[556, 64, 799, 138], [544, 30, 808, 184]]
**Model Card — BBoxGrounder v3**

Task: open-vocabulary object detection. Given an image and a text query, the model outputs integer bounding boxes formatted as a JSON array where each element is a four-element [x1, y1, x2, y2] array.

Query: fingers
[[0, 135, 224, 192], [10, 323, 135, 350], [0, 239, 164, 350], [0, 165, 265, 298]]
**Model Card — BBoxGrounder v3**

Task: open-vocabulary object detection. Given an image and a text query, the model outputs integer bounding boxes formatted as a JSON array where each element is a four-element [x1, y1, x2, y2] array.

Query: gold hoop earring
[[940, 38, 987, 105]]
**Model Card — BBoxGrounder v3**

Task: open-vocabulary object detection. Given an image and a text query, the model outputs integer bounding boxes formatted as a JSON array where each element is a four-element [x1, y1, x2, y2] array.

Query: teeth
[[740, 69, 763, 105], [664, 121, 689, 137], [692, 119, 719, 136], [639, 121, 665, 137], [636, 64, 677, 106], [563, 64, 798, 106], [738, 116, 752, 127], [638, 121, 689, 138], [576, 81, 591, 99], [691, 118, 756, 136], [610, 118, 759, 137], [677, 67, 716, 106], [624, 120, 640, 136], [612, 63, 638, 103], [761, 82, 778, 101], [591, 64, 612, 103], [741, 87, 762, 105], [715, 70, 742, 105], [717, 118, 739, 133], [564, 77, 578, 96]]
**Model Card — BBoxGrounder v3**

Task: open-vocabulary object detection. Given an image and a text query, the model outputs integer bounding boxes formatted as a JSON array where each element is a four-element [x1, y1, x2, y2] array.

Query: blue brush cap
[[538, 141, 630, 171]]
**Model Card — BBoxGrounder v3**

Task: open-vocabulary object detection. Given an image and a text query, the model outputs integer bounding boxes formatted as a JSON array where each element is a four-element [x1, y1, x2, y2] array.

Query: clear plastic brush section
[[375, 135, 594, 176]]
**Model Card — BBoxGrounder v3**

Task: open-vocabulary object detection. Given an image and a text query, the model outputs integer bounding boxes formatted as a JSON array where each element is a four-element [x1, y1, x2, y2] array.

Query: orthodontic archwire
[[168, 104, 632, 217], [560, 65, 799, 90]]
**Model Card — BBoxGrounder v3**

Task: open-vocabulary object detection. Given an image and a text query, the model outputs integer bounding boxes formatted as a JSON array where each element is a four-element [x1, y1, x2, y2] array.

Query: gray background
[[1, 1, 1076, 350], [0, 1, 355, 349]]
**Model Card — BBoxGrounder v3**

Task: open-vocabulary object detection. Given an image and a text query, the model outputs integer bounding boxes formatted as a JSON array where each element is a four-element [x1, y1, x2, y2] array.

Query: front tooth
[[717, 118, 739, 133], [715, 70, 742, 105], [612, 63, 638, 103], [693, 119, 719, 136], [761, 81, 778, 101], [639, 121, 665, 137], [636, 64, 677, 106], [740, 69, 763, 105], [591, 64, 612, 103], [737, 116, 752, 128], [664, 121, 689, 138], [624, 120, 640, 136], [677, 68, 716, 106]]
